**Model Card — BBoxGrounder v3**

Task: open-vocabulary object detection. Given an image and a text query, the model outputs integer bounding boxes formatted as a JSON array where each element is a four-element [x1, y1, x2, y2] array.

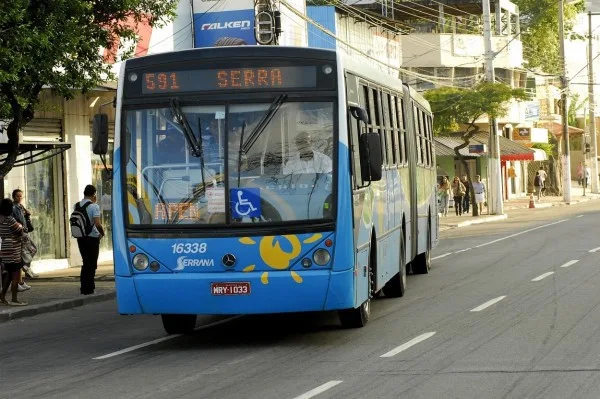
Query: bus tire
[[339, 244, 373, 328], [161, 314, 197, 334], [412, 217, 432, 274], [383, 228, 406, 298]]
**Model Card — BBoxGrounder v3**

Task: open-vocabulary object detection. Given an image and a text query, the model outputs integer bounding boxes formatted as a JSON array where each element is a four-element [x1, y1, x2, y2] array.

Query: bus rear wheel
[[383, 230, 406, 297], [412, 219, 431, 275], [161, 314, 197, 334]]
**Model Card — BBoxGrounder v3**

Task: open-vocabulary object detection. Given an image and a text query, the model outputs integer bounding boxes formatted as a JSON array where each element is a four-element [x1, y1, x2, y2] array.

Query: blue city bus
[[92, 46, 439, 333]]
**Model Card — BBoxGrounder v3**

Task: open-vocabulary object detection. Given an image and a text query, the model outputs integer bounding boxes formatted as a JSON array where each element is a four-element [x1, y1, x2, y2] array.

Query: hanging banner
[[193, 0, 257, 47]]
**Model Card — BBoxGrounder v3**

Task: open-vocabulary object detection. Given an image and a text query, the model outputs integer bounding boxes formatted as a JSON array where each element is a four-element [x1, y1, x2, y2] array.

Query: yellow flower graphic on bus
[[239, 234, 322, 284]]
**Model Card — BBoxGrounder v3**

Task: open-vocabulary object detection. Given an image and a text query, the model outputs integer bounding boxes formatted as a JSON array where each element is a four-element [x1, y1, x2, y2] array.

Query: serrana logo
[[175, 256, 214, 271], [201, 20, 251, 30]]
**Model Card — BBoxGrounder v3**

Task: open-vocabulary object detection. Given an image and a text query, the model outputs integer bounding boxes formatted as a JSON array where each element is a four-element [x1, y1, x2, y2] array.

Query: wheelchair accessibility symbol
[[231, 188, 261, 218]]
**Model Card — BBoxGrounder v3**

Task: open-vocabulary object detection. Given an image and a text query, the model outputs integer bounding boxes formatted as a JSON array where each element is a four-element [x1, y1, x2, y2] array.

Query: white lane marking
[[455, 248, 472, 253], [292, 381, 343, 399], [531, 272, 555, 282], [93, 316, 241, 360], [470, 296, 506, 312], [380, 332, 436, 358], [475, 219, 568, 249], [560, 260, 579, 268], [577, 215, 584, 218], [432, 253, 452, 260], [589, 247, 600, 253], [93, 335, 179, 360]]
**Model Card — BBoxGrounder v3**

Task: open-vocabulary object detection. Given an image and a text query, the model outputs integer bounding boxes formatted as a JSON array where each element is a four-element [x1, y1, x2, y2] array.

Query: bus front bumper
[[115, 268, 355, 315]]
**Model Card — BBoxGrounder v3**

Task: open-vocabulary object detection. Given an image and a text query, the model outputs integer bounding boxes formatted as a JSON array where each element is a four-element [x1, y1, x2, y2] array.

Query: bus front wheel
[[339, 249, 373, 328], [339, 297, 370, 328], [161, 314, 197, 334]]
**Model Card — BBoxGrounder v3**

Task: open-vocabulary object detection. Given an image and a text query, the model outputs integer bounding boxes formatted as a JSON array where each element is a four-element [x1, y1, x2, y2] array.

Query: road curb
[[33, 276, 115, 282], [0, 290, 116, 323]]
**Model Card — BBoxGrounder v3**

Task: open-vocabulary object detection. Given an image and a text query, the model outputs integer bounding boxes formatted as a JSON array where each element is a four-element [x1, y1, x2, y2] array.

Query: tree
[[424, 82, 528, 216], [513, 0, 582, 74], [0, 0, 177, 176]]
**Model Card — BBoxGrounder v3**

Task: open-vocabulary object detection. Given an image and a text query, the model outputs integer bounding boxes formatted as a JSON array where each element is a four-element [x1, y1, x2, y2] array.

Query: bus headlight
[[313, 249, 331, 266], [133, 254, 149, 270]]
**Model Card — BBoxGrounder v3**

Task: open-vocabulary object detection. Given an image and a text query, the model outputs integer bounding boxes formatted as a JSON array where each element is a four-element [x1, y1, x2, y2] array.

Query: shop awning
[[0, 142, 71, 167], [434, 136, 483, 157], [536, 121, 584, 137], [470, 133, 535, 162], [434, 134, 535, 161]]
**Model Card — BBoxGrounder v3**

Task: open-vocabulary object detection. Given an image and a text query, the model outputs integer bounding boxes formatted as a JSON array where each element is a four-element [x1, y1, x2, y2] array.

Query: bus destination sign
[[141, 66, 318, 94]]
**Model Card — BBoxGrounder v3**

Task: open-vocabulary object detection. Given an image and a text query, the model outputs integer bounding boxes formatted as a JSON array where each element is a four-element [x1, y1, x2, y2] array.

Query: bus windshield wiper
[[169, 98, 203, 158], [169, 98, 206, 197], [238, 94, 287, 187], [236, 94, 287, 188], [241, 94, 287, 155]]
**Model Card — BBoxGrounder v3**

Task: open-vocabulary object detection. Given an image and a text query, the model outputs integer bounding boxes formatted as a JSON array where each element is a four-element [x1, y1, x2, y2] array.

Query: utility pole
[[483, 0, 503, 214], [589, 11, 599, 193], [559, 0, 572, 203]]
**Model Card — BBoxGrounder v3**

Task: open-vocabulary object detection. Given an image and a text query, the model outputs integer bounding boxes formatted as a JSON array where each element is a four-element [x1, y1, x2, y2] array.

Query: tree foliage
[[0, 0, 177, 176], [513, 0, 583, 74], [425, 82, 529, 135], [424, 82, 528, 215]]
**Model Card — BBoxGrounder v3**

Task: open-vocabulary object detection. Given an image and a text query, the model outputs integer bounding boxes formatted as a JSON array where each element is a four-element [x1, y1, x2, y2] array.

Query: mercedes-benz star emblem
[[222, 254, 236, 267]]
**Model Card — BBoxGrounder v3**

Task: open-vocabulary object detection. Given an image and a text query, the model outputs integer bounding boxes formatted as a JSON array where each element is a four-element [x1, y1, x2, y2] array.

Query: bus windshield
[[124, 100, 335, 226]]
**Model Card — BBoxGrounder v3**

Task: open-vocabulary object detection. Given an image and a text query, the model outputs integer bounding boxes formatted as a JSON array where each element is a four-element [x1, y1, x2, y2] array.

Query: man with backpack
[[70, 185, 105, 295]]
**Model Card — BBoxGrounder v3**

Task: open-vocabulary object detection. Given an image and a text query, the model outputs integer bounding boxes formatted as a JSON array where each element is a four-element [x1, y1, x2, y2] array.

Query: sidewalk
[[439, 182, 600, 230], [0, 264, 115, 322]]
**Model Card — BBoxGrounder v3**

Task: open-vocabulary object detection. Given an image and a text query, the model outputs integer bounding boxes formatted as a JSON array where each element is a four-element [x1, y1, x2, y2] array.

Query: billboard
[[193, 0, 256, 47]]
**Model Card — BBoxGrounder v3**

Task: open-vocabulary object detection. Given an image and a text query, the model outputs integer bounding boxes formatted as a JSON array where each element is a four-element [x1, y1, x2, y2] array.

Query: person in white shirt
[[283, 131, 332, 174], [472, 174, 486, 215]]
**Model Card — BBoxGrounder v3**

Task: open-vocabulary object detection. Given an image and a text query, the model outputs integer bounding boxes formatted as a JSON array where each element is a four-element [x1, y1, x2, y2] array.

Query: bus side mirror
[[349, 105, 369, 125], [92, 114, 109, 155], [359, 132, 383, 182]]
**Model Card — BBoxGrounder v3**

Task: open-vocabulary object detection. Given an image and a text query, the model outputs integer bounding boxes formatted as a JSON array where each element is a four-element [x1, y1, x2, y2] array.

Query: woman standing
[[438, 177, 451, 217], [0, 198, 27, 306], [451, 176, 466, 216], [13, 189, 37, 284]]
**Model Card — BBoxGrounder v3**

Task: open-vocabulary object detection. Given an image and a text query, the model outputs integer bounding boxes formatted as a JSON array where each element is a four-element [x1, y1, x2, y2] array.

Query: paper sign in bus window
[[231, 188, 261, 218], [207, 187, 225, 213]]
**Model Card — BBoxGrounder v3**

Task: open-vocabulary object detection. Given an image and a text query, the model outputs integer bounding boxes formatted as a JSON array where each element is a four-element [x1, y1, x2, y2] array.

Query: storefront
[[0, 87, 116, 273]]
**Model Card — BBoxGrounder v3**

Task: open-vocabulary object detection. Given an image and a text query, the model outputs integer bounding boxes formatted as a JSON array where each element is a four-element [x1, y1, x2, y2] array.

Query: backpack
[[70, 201, 93, 238], [534, 175, 541, 186]]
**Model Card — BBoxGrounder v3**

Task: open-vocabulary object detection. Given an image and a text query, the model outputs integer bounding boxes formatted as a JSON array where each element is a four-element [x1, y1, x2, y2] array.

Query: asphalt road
[[3, 201, 600, 399]]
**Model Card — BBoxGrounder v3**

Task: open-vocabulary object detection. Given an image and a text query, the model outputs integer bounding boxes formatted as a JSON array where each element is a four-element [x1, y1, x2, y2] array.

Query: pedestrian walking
[[472, 175, 486, 215], [438, 177, 451, 217], [71, 185, 105, 295], [533, 172, 542, 201], [451, 176, 465, 216], [461, 175, 470, 214]]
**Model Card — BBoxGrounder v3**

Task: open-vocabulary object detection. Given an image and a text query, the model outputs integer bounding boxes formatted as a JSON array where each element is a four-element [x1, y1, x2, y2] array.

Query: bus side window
[[399, 98, 407, 165], [421, 109, 430, 167], [428, 114, 434, 167], [381, 91, 394, 166], [389, 93, 399, 166], [413, 105, 422, 165], [368, 87, 385, 165]]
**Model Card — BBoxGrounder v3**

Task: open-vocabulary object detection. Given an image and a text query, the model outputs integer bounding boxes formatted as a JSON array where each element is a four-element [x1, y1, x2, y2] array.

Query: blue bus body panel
[[116, 268, 354, 315], [116, 276, 142, 313]]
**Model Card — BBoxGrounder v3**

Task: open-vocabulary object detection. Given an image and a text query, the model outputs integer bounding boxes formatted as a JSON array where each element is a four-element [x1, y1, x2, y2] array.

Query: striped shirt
[[0, 216, 23, 263]]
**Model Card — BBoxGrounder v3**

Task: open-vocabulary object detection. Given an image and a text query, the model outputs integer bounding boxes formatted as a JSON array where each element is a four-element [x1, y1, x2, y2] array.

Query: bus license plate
[[211, 282, 251, 296]]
